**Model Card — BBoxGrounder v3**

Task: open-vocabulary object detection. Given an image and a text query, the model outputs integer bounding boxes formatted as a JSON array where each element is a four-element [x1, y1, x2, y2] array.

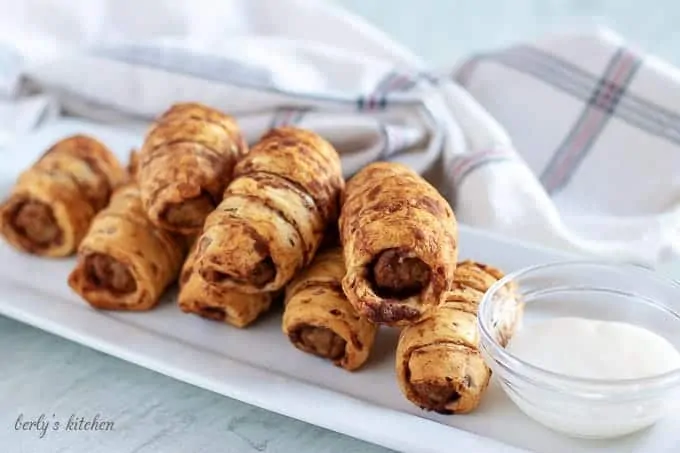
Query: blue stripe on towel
[[91, 44, 365, 106], [539, 47, 641, 193], [456, 45, 680, 148]]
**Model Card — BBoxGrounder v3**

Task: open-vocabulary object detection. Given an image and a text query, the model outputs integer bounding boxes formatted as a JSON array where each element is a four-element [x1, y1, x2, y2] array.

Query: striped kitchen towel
[[0, 0, 678, 266], [450, 29, 680, 264]]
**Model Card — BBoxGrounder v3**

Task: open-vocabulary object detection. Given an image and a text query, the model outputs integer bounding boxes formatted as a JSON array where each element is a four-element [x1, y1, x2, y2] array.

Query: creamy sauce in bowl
[[507, 317, 680, 380], [499, 316, 680, 439]]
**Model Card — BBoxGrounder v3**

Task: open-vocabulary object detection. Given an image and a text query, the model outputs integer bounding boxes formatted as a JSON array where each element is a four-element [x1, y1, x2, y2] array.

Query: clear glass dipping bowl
[[478, 261, 680, 439]]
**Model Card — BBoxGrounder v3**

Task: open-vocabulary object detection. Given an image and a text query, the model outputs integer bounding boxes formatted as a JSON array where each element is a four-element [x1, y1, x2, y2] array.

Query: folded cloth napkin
[[0, 0, 678, 266]]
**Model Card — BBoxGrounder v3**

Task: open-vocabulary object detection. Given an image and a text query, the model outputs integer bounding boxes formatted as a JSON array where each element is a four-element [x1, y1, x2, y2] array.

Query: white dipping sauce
[[507, 317, 680, 380], [502, 317, 680, 439]]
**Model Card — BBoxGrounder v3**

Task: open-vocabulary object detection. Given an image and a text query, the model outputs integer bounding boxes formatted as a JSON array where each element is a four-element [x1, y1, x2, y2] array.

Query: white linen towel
[[0, 0, 678, 266]]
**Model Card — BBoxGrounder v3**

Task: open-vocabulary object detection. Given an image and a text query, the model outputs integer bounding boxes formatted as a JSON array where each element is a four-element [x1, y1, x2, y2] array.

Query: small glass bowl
[[478, 261, 680, 439]]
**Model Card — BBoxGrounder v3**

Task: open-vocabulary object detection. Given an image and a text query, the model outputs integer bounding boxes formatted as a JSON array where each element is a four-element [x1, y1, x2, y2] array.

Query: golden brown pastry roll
[[283, 248, 378, 371], [195, 127, 344, 293], [68, 183, 188, 311], [138, 102, 248, 235], [178, 241, 273, 328], [0, 135, 125, 257], [127, 148, 140, 180], [395, 261, 505, 414], [339, 162, 458, 326]]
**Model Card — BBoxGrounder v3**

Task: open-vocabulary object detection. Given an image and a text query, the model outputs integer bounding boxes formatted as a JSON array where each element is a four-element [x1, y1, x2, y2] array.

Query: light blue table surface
[[3, 1, 680, 452]]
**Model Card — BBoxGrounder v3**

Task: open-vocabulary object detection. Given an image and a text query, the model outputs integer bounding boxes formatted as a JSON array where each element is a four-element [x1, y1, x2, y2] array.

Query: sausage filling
[[292, 325, 346, 360], [411, 382, 461, 411], [11, 200, 61, 247], [195, 304, 227, 322], [369, 248, 431, 299], [84, 253, 137, 294], [162, 194, 214, 229], [202, 256, 275, 288]]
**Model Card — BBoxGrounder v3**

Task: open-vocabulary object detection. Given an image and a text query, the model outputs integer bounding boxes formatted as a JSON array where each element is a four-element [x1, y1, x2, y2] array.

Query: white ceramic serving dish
[[0, 120, 678, 453]]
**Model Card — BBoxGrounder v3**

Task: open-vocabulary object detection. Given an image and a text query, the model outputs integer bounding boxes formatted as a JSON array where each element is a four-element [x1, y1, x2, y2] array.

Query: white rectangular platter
[[0, 120, 677, 453]]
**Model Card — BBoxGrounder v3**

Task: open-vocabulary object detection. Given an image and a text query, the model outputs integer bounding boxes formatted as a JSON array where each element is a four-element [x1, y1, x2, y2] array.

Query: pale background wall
[[337, 0, 680, 67]]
